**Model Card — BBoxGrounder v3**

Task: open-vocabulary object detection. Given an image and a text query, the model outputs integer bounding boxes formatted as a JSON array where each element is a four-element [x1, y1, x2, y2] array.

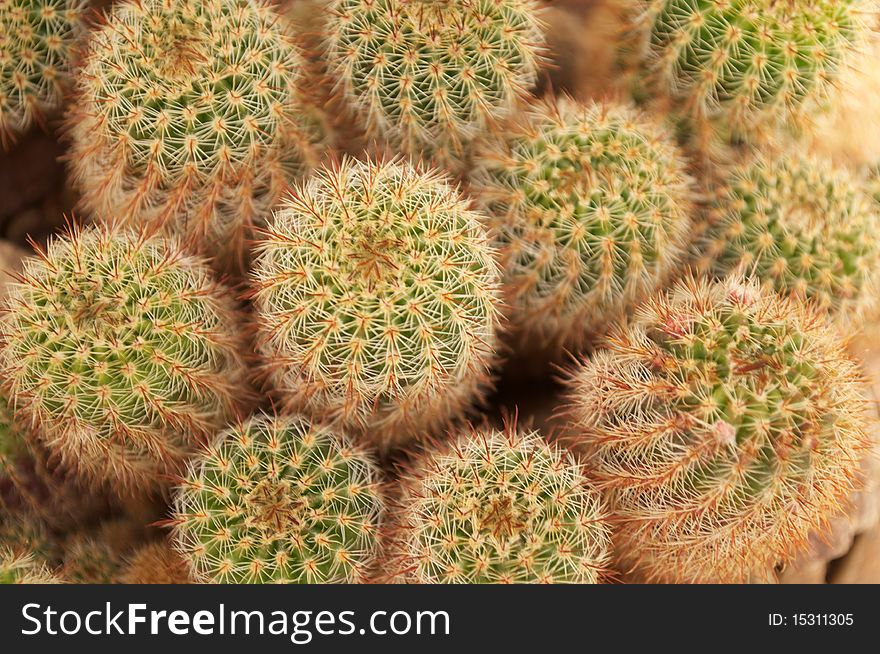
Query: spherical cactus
[[251, 157, 502, 450], [633, 0, 869, 142], [0, 547, 60, 583], [0, 0, 86, 147], [66, 0, 321, 271], [120, 540, 191, 584], [171, 414, 383, 584], [697, 154, 880, 328], [0, 224, 250, 493], [470, 96, 693, 353], [564, 276, 871, 583], [60, 535, 124, 584], [389, 424, 612, 583], [325, 0, 547, 169]]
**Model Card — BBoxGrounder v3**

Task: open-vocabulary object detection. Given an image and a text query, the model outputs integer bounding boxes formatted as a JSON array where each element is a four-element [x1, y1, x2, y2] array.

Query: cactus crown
[[699, 154, 880, 327], [172, 414, 383, 584], [68, 0, 318, 268], [636, 0, 867, 139], [565, 277, 870, 582], [393, 424, 612, 583], [471, 96, 692, 350], [326, 0, 546, 166], [252, 157, 501, 449], [0, 0, 86, 147], [0, 547, 59, 583], [0, 224, 248, 492]]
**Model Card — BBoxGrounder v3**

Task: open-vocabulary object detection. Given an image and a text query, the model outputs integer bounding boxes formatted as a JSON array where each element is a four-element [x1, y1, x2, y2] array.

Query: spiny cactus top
[[565, 277, 870, 583], [391, 425, 612, 583], [471, 96, 693, 352], [0, 224, 249, 492], [67, 0, 320, 271], [698, 154, 880, 328], [0, 0, 86, 147], [0, 548, 60, 583], [172, 414, 383, 584], [635, 0, 868, 140], [326, 0, 546, 168], [252, 157, 502, 450]]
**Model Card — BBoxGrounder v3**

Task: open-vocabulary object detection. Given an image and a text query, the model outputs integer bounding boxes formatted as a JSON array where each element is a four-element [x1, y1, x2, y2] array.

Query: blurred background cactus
[[0, 0, 87, 148], [471, 95, 693, 356]]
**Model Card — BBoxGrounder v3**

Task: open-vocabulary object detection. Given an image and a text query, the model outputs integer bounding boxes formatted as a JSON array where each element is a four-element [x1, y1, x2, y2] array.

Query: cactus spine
[[471, 96, 693, 352], [564, 277, 871, 583], [326, 0, 547, 168], [0, 0, 86, 147], [120, 540, 191, 584], [698, 153, 880, 328], [632, 0, 868, 142], [0, 547, 60, 583], [390, 424, 612, 583], [66, 0, 321, 271], [251, 157, 502, 450], [0, 224, 249, 493], [172, 414, 383, 584]]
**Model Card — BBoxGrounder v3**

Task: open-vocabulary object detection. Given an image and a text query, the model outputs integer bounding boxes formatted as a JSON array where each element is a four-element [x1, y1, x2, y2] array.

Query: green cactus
[[470, 96, 693, 352], [251, 157, 502, 450], [171, 414, 383, 584], [0, 547, 60, 583], [0, 0, 86, 147], [66, 0, 321, 271], [390, 423, 612, 583], [0, 224, 249, 493], [632, 0, 868, 142], [697, 154, 880, 328], [0, 514, 55, 563], [564, 276, 871, 583], [325, 0, 547, 169]]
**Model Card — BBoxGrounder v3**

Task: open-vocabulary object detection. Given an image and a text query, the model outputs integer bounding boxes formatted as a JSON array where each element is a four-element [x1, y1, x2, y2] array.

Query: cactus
[[697, 153, 880, 328], [389, 423, 612, 583], [0, 514, 55, 562], [120, 540, 191, 584], [470, 96, 693, 352], [60, 535, 124, 584], [0, 0, 86, 148], [1, 393, 109, 527], [0, 224, 249, 493], [564, 276, 871, 583], [66, 0, 321, 271], [632, 0, 868, 142], [0, 547, 60, 583], [325, 0, 547, 169], [171, 414, 383, 584], [251, 157, 502, 450]]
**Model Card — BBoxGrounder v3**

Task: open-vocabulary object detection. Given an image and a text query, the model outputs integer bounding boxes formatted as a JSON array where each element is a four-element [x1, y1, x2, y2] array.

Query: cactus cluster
[[172, 414, 383, 584], [252, 157, 501, 450], [391, 424, 612, 583], [565, 277, 870, 582], [630, 0, 869, 142], [698, 154, 880, 327], [326, 0, 547, 168], [0, 0, 879, 588], [66, 0, 321, 270], [0, 0, 86, 147], [471, 96, 693, 351], [0, 224, 249, 492]]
